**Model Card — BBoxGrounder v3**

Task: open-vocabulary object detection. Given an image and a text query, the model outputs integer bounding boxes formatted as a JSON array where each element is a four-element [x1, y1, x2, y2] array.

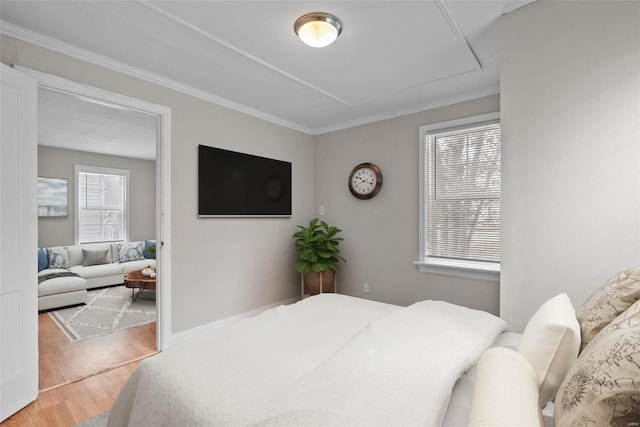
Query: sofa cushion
[[47, 246, 70, 269], [70, 263, 123, 279], [82, 248, 110, 266], [554, 299, 640, 426], [38, 248, 48, 272], [38, 272, 87, 297], [575, 267, 640, 351], [121, 259, 157, 274], [117, 242, 144, 263]]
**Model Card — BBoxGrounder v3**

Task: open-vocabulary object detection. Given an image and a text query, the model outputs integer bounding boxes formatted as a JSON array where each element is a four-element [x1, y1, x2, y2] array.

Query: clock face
[[351, 168, 376, 194], [348, 163, 382, 200]]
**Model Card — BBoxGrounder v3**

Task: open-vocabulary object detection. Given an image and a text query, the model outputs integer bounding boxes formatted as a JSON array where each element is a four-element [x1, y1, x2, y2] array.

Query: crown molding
[[1, 21, 499, 137], [0, 21, 315, 135], [311, 85, 500, 135]]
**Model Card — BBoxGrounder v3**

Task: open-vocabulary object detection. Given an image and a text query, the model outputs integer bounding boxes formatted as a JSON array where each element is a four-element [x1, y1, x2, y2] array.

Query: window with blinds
[[419, 114, 501, 274], [75, 165, 129, 244]]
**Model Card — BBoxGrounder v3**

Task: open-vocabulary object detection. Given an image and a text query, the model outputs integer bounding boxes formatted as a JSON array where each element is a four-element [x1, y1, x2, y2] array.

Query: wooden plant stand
[[301, 271, 337, 300]]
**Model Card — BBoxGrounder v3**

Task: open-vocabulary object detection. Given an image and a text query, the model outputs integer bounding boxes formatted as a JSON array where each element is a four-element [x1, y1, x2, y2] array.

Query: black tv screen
[[198, 145, 292, 217]]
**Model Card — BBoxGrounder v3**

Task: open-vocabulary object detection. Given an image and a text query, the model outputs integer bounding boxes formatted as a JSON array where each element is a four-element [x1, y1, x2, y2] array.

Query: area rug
[[49, 285, 156, 343]]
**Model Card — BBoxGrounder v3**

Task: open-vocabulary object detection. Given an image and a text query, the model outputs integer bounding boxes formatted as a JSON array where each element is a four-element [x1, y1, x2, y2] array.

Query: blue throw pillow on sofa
[[38, 248, 48, 272], [143, 240, 156, 259]]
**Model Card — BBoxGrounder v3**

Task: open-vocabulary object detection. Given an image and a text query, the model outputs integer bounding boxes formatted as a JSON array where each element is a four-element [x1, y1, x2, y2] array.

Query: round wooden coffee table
[[124, 268, 156, 301]]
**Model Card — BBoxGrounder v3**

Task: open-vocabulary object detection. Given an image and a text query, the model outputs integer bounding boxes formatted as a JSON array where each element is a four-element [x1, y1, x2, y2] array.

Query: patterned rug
[[49, 285, 156, 343]]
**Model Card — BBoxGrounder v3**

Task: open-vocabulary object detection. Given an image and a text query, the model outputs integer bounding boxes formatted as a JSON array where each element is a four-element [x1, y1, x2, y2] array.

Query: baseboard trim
[[168, 296, 299, 348]]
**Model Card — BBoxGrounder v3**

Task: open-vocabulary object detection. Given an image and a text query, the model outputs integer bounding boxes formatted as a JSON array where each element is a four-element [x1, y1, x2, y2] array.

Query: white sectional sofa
[[38, 240, 156, 311]]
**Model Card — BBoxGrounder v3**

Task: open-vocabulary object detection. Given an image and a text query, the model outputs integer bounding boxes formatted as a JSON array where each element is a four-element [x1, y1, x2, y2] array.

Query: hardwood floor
[[39, 314, 156, 391], [2, 312, 157, 426], [2, 361, 141, 427]]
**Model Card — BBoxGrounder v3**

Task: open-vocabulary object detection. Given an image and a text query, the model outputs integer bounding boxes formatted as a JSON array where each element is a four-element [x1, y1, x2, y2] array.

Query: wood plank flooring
[[2, 311, 157, 427], [2, 360, 141, 427], [39, 314, 156, 391]]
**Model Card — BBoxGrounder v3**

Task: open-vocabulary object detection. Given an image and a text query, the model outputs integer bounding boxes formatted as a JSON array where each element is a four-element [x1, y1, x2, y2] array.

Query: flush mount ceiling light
[[294, 12, 342, 48]]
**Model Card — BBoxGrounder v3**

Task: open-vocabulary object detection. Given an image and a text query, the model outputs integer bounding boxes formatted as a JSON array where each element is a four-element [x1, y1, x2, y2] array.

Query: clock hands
[[354, 176, 374, 186]]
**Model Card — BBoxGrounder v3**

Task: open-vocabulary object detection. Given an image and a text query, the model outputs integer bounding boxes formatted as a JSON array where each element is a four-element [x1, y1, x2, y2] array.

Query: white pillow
[[469, 347, 542, 426], [518, 293, 580, 405]]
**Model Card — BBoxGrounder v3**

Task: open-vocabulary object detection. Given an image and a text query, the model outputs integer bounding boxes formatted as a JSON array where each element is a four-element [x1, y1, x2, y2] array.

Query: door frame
[[16, 66, 172, 350]]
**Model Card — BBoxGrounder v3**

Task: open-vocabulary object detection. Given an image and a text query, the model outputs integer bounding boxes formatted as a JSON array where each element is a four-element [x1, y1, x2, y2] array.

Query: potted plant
[[293, 218, 346, 295]]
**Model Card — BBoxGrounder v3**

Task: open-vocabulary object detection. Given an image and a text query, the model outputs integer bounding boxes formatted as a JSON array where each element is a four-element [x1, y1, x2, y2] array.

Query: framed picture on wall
[[37, 177, 68, 217]]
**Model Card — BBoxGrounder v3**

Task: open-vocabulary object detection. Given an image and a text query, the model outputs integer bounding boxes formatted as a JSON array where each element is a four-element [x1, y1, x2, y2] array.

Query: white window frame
[[74, 164, 130, 244], [415, 112, 501, 281]]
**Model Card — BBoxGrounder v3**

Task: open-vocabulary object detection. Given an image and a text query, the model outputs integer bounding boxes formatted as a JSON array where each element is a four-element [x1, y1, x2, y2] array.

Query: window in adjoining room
[[416, 112, 501, 280], [75, 164, 129, 244]]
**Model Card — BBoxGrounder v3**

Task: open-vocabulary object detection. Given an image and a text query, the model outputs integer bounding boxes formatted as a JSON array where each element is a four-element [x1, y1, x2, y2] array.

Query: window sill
[[414, 258, 500, 282]]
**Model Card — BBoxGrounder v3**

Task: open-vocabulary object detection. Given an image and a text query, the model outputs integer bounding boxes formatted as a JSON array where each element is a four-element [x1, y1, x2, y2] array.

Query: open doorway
[[19, 67, 172, 391]]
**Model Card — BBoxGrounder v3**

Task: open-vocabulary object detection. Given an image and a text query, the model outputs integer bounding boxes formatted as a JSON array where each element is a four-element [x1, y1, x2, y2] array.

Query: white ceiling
[[38, 89, 158, 160], [2, 0, 533, 149]]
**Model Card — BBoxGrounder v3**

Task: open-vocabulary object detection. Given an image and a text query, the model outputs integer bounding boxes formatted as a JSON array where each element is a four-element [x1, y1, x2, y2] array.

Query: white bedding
[[108, 294, 506, 427], [250, 300, 507, 426]]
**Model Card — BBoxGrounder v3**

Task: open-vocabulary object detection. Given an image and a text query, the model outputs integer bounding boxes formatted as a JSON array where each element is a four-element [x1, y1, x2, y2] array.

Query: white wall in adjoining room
[[500, 0, 640, 332], [314, 95, 501, 315], [37, 146, 156, 247], [2, 35, 315, 335]]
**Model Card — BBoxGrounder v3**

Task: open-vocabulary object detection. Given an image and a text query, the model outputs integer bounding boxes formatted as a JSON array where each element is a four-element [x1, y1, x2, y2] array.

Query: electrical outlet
[[363, 282, 370, 294], [319, 205, 325, 215]]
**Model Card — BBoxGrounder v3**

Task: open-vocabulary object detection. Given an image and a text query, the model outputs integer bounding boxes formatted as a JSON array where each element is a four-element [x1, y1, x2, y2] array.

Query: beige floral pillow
[[554, 300, 640, 426], [575, 267, 640, 351]]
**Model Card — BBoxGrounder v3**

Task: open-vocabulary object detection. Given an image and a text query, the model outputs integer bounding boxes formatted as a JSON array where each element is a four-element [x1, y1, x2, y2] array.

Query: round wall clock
[[348, 162, 383, 200]]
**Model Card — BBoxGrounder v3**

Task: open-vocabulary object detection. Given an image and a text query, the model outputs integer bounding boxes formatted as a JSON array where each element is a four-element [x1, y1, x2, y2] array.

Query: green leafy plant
[[147, 244, 156, 259], [293, 218, 346, 274]]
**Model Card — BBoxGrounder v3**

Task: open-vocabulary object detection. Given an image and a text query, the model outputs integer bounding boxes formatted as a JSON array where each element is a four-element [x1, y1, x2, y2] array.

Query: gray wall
[[314, 95, 501, 315], [37, 146, 156, 247], [8, 0, 639, 336], [500, 1, 640, 332], [2, 35, 315, 334]]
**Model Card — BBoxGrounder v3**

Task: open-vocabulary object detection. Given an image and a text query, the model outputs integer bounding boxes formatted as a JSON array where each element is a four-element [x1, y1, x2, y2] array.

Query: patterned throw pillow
[[575, 267, 640, 351], [117, 242, 144, 263], [554, 300, 640, 426], [47, 246, 70, 269]]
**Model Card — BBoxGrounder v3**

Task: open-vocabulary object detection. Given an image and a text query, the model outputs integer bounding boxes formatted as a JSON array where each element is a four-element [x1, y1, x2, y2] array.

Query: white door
[[0, 63, 38, 421]]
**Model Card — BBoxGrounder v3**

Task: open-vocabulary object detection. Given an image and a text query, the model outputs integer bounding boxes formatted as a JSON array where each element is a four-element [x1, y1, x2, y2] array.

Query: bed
[[108, 294, 508, 426], [108, 270, 640, 427]]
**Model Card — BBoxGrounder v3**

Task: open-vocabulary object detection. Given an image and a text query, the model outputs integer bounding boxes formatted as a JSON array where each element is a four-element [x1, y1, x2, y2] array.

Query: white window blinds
[[76, 165, 128, 244], [425, 120, 501, 265]]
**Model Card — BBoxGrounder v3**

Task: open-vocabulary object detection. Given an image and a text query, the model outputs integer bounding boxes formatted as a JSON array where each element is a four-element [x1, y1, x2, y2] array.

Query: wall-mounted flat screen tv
[[198, 145, 292, 217]]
